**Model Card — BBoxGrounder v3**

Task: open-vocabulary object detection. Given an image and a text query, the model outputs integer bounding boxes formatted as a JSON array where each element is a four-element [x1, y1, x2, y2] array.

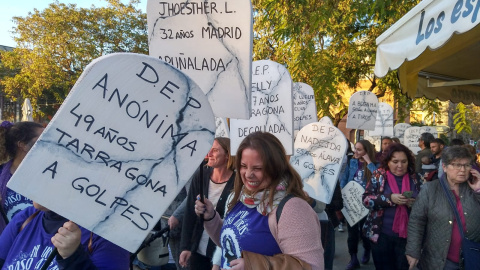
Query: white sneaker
[[338, 223, 344, 232]]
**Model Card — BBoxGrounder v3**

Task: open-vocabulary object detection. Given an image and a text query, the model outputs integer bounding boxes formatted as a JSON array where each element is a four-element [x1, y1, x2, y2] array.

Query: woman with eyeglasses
[[406, 146, 480, 270]]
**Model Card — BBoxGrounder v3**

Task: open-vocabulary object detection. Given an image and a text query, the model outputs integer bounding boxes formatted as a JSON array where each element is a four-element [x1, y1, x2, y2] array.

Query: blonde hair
[[214, 137, 235, 171]]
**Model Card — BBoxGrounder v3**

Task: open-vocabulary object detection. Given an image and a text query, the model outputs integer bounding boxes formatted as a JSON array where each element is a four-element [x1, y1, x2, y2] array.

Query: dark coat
[[325, 182, 343, 228], [406, 177, 480, 270], [180, 166, 235, 258], [362, 168, 421, 243]]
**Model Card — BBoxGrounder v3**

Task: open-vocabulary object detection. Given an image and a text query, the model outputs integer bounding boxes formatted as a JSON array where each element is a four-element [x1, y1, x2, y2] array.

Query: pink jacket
[[204, 197, 324, 270]]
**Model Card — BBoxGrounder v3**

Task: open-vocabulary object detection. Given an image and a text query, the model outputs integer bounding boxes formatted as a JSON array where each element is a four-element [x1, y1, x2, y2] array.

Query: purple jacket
[[0, 206, 129, 269]]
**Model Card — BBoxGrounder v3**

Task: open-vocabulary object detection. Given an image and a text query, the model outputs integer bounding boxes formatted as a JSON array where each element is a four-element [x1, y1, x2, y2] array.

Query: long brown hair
[[355, 140, 376, 184], [0, 121, 43, 163], [227, 132, 310, 212]]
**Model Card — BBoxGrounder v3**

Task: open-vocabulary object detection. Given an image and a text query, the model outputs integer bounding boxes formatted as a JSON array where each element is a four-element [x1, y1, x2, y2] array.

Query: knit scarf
[[239, 181, 287, 216], [386, 171, 410, 238]]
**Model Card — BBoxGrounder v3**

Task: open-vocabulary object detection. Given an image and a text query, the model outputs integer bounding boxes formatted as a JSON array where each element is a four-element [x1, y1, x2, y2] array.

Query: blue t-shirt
[[0, 206, 129, 270], [0, 160, 32, 222], [353, 166, 365, 186], [3, 187, 32, 220], [220, 202, 281, 269]]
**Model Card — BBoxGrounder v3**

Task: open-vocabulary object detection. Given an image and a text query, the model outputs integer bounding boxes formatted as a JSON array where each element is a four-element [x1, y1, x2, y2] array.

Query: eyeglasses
[[448, 163, 472, 170]]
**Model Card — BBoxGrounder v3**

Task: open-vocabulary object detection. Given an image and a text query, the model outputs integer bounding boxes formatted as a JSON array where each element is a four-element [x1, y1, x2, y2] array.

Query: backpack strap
[[19, 210, 40, 233], [276, 194, 295, 223]]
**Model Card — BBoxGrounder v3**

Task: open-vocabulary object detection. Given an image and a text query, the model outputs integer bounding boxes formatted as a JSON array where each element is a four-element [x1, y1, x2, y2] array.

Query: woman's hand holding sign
[[195, 194, 215, 220], [51, 221, 82, 259]]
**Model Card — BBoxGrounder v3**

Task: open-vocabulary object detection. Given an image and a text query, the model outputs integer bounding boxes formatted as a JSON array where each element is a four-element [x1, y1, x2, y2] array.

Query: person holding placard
[[340, 140, 378, 269], [362, 143, 420, 270], [196, 132, 323, 270], [0, 121, 43, 235], [0, 202, 129, 269], [406, 146, 480, 270], [179, 138, 235, 270]]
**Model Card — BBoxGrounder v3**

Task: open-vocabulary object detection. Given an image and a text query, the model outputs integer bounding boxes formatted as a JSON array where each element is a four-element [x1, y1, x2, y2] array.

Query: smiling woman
[[339, 140, 378, 270], [197, 131, 324, 270], [179, 137, 235, 270], [239, 148, 270, 192]]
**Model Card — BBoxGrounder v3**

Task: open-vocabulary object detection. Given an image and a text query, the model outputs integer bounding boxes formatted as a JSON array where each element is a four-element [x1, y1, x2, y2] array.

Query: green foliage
[[252, 0, 421, 125], [440, 133, 450, 146], [0, 0, 147, 117], [453, 103, 472, 135], [376, 70, 413, 123], [2, 0, 441, 123], [412, 97, 441, 124]]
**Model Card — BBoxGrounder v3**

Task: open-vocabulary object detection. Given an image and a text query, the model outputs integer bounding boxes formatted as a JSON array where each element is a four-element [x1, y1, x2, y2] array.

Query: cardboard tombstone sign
[[318, 116, 333, 126], [147, 0, 253, 119], [369, 103, 394, 137], [346, 91, 378, 130], [230, 60, 294, 155], [394, 123, 411, 144], [215, 117, 230, 138], [419, 126, 438, 138], [403, 126, 438, 155], [341, 181, 369, 226], [290, 123, 347, 203], [293, 82, 317, 131], [363, 130, 381, 153], [7, 53, 216, 252]]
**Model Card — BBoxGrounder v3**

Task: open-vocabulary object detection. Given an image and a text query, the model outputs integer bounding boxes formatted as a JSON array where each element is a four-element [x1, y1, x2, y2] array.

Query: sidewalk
[[332, 227, 375, 270], [332, 227, 419, 270]]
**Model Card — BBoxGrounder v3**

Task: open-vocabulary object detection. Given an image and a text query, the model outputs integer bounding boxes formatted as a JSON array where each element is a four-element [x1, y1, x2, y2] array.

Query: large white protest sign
[[341, 181, 369, 226], [293, 82, 317, 131], [215, 117, 229, 138], [290, 123, 347, 203], [230, 60, 294, 155], [394, 123, 411, 144], [318, 116, 333, 126], [346, 91, 378, 130], [404, 126, 438, 155], [8, 53, 215, 252], [369, 103, 394, 137], [147, 0, 253, 119]]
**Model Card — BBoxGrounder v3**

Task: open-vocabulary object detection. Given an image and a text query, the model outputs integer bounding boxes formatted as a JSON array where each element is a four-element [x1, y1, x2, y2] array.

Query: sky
[[0, 0, 147, 47]]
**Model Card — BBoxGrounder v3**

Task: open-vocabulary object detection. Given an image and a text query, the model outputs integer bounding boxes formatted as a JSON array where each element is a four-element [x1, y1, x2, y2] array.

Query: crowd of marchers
[[0, 121, 479, 270]]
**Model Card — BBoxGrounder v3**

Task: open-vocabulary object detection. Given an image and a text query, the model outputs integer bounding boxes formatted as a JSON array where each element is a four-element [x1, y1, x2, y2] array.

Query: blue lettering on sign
[[415, 0, 480, 45]]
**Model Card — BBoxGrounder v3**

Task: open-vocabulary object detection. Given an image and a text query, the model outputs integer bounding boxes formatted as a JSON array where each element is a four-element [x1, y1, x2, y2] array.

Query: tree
[[0, 0, 147, 118], [453, 102, 472, 137], [252, 0, 421, 125]]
